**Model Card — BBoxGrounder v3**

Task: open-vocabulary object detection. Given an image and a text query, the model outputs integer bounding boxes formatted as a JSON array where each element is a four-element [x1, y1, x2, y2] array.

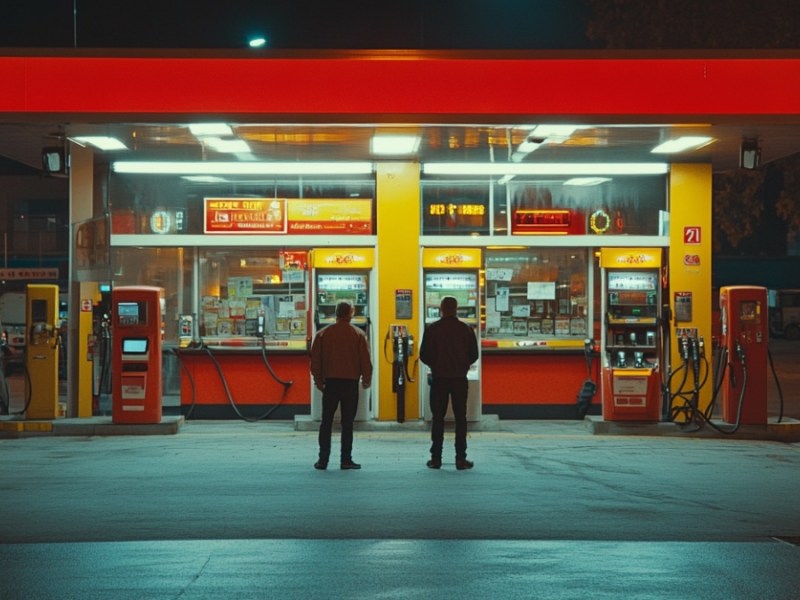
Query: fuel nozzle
[[697, 336, 705, 359], [680, 336, 690, 362], [736, 340, 746, 366]]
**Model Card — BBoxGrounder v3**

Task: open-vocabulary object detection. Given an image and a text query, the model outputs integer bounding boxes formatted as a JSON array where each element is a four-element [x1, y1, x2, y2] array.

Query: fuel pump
[[718, 286, 768, 427], [385, 324, 415, 423], [25, 284, 61, 420]]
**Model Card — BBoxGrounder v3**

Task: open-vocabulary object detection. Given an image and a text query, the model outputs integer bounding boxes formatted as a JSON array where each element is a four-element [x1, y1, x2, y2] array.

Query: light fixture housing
[[651, 136, 713, 154], [370, 134, 421, 155], [740, 138, 761, 170], [423, 163, 669, 176], [563, 177, 612, 186], [112, 161, 375, 175], [189, 123, 233, 137], [203, 137, 251, 153], [71, 136, 128, 151]]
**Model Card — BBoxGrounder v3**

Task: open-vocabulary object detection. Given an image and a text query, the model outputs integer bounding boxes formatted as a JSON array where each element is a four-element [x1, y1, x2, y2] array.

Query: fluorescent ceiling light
[[204, 137, 251, 153], [651, 136, 713, 153], [424, 163, 669, 176], [181, 176, 228, 183], [497, 175, 515, 185], [71, 136, 128, 151], [531, 125, 578, 144], [112, 161, 374, 175], [563, 177, 612, 186], [248, 37, 267, 48], [371, 134, 421, 155], [189, 123, 233, 136]]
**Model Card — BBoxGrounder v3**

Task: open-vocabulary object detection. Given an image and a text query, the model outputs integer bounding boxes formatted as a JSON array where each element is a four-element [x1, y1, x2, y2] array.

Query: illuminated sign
[[204, 198, 286, 234], [287, 199, 372, 234], [512, 209, 577, 235], [428, 203, 486, 217], [0, 268, 59, 280]]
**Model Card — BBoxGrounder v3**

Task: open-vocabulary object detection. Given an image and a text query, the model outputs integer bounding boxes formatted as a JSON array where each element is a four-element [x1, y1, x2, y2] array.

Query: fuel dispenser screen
[[122, 338, 149, 354], [740, 301, 758, 321], [118, 301, 146, 326], [31, 299, 48, 322]]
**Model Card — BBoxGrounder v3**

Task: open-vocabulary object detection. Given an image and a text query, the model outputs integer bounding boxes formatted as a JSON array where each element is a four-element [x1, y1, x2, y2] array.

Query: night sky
[[1, 0, 592, 50]]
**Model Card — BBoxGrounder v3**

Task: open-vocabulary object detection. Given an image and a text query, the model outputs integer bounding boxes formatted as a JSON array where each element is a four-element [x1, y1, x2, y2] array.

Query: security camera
[[526, 135, 546, 144]]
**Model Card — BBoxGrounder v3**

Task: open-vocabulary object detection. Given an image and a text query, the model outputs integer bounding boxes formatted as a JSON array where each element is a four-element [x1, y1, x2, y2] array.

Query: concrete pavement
[[1, 420, 800, 598]]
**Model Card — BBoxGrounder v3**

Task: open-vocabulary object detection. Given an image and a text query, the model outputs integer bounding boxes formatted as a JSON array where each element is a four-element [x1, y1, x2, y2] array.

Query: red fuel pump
[[719, 286, 768, 426], [111, 286, 163, 424]]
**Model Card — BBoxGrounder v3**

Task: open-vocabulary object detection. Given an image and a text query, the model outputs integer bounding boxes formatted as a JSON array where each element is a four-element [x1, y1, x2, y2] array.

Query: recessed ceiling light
[[71, 136, 128, 151], [189, 123, 233, 137], [563, 177, 612, 186], [651, 136, 713, 153], [112, 161, 374, 175], [181, 176, 228, 183], [204, 138, 251, 153], [424, 163, 669, 176], [371, 134, 421, 155]]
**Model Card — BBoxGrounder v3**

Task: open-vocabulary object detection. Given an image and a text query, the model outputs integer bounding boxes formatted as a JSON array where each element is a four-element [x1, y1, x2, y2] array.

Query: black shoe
[[455, 459, 474, 470], [426, 458, 442, 469], [340, 461, 361, 470], [314, 460, 328, 470]]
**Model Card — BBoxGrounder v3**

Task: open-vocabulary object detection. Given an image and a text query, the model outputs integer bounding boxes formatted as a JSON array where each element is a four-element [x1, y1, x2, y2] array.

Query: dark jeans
[[318, 378, 359, 463], [429, 376, 469, 460]]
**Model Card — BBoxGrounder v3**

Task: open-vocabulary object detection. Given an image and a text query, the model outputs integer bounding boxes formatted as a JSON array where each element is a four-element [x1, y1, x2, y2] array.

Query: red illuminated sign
[[204, 198, 286, 234]]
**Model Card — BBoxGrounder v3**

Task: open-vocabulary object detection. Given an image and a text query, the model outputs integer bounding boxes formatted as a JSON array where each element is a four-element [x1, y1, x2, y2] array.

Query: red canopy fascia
[[1, 53, 799, 121]]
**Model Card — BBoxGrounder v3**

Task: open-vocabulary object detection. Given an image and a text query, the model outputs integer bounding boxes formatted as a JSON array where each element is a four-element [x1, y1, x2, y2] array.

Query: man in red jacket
[[310, 301, 373, 470], [419, 296, 479, 470]]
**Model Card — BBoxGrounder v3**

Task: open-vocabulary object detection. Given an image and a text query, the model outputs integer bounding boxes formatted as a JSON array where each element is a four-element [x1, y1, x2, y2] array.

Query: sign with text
[[204, 198, 286, 234], [0, 268, 59, 280], [287, 199, 372, 235]]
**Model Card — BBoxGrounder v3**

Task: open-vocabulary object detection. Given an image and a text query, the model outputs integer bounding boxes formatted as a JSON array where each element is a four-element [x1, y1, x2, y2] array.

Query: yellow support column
[[376, 162, 421, 421], [77, 282, 100, 418], [25, 284, 60, 420], [668, 163, 713, 416]]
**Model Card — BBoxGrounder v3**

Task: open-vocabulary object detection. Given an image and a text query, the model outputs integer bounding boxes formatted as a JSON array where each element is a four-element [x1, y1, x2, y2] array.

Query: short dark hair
[[335, 301, 354, 319], [440, 296, 458, 316]]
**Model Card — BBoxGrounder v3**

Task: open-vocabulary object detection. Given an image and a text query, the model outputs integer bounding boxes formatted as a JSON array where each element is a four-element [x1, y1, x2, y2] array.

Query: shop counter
[[173, 342, 310, 420]]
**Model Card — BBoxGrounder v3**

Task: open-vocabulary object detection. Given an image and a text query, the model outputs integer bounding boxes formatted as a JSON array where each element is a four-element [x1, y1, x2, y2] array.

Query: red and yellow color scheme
[[600, 248, 662, 422], [312, 247, 374, 269], [204, 198, 286, 234], [421, 247, 482, 269], [111, 286, 163, 424]]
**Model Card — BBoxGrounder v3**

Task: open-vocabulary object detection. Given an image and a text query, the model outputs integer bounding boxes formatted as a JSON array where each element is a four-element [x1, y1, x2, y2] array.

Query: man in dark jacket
[[419, 296, 479, 470], [310, 301, 373, 470]]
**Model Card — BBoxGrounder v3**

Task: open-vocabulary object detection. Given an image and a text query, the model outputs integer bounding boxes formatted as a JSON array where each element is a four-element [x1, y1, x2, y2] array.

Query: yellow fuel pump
[[25, 284, 61, 420]]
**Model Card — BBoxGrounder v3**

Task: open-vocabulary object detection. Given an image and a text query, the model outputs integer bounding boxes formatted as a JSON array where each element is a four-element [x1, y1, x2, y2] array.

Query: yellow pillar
[[376, 162, 421, 420], [77, 282, 100, 417], [25, 284, 60, 419], [668, 163, 713, 416]]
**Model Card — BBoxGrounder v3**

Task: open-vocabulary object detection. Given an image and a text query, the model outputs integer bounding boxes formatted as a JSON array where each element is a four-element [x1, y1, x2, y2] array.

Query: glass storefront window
[[109, 176, 375, 235], [421, 181, 492, 236], [111, 247, 194, 345], [483, 248, 588, 349], [422, 176, 666, 236], [198, 248, 309, 349], [503, 176, 667, 236]]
